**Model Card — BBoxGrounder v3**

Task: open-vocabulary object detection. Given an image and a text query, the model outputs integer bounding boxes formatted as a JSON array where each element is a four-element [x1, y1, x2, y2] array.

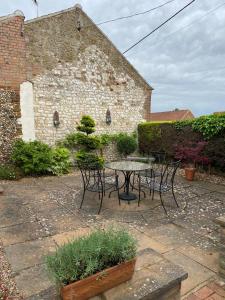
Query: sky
[[1, 0, 225, 116]]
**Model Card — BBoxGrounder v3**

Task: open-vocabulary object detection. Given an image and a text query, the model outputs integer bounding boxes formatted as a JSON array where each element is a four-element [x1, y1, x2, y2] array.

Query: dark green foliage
[[204, 132, 225, 173], [0, 165, 21, 180], [77, 134, 101, 150], [46, 227, 137, 285], [11, 140, 53, 175], [50, 147, 71, 175], [138, 123, 164, 154], [116, 133, 137, 156], [76, 115, 96, 135], [138, 119, 225, 174], [58, 132, 82, 149], [75, 151, 104, 170], [11, 140, 71, 176], [173, 113, 225, 139], [191, 114, 225, 139]]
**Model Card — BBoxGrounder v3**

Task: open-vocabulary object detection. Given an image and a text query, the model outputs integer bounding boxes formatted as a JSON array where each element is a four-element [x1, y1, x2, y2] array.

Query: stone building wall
[[0, 88, 22, 162], [24, 5, 152, 145], [31, 45, 149, 145]]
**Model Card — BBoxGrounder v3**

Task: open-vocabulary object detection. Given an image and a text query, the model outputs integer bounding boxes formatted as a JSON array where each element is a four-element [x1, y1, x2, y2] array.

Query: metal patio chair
[[138, 160, 180, 214], [78, 166, 119, 214]]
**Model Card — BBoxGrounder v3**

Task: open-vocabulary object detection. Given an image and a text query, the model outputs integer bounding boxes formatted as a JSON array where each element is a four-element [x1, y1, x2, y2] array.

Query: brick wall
[[0, 12, 26, 162], [0, 12, 27, 88]]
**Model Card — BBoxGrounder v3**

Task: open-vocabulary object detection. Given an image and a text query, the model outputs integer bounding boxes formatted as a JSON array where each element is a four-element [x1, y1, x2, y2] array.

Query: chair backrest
[[79, 167, 103, 189], [160, 160, 180, 187], [151, 151, 166, 164]]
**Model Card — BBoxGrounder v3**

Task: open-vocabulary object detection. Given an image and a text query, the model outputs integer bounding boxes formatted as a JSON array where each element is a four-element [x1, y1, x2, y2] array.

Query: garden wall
[[0, 88, 22, 162], [138, 117, 225, 174]]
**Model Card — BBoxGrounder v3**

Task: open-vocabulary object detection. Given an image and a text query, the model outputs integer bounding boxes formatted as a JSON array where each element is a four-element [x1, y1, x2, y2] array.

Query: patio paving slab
[[0, 202, 32, 229], [0, 221, 48, 246], [5, 237, 56, 273], [1, 172, 225, 299], [176, 245, 219, 273], [14, 264, 54, 299], [164, 250, 215, 296]]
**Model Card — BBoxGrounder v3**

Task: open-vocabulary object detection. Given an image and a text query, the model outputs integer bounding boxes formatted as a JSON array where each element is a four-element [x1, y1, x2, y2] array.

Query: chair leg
[[132, 173, 135, 191], [98, 189, 104, 214], [151, 187, 155, 201], [172, 186, 179, 208], [159, 192, 167, 214], [80, 187, 86, 209], [138, 175, 141, 206]]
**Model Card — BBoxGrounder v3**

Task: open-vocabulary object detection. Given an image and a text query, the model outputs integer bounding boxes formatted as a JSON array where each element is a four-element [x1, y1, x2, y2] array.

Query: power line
[[96, 0, 177, 26], [144, 1, 225, 51], [123, 0, 196, 55]]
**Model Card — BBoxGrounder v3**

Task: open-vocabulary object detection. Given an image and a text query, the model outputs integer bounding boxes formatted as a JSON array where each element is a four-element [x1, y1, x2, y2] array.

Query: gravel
[[0, 242, 23, 300]]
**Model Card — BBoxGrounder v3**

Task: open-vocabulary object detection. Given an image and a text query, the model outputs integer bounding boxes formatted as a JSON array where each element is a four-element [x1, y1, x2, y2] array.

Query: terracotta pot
[[61, 258, 136, 300], [185, 167, 196, 181]]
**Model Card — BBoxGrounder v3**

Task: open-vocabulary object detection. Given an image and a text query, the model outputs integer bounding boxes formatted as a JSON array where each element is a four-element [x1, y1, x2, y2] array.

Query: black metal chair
[[79, 167, 119, 214], [138, 161, 180, 214]]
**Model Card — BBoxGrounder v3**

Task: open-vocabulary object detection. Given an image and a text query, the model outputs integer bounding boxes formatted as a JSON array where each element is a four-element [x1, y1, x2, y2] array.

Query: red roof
[[148, 110, 194, 122]]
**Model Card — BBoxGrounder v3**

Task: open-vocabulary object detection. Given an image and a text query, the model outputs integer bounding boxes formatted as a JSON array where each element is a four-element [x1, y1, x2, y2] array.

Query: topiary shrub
[[116, 133, 137, 156], [75, 150, 104, 170], [46, 227, 137, 285], [76, 115, 96, 135], [11, 140, 53, 175]]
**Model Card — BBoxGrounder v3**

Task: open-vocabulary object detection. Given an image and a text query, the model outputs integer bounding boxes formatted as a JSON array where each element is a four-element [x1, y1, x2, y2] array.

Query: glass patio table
[[105, 160, 152, 202]]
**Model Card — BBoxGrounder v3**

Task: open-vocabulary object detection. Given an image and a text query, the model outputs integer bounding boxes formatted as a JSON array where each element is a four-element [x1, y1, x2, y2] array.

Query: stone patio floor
[[0, 171, 225, 299]]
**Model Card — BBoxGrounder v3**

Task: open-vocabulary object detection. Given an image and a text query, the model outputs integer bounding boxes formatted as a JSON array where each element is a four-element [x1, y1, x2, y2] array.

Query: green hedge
[[138, 113, 225, 174]]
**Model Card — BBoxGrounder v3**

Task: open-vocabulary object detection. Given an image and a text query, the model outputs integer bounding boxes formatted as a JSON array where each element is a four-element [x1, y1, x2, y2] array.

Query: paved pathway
[[0, 172, 225, 299]]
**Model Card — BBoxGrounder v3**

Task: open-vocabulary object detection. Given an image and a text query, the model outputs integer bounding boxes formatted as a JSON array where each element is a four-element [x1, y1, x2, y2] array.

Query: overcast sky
[[1, 0, 225, 116]]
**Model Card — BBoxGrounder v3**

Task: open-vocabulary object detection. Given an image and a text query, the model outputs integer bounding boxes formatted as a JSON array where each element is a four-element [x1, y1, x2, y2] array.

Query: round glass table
[[105, 160, 152, 201]]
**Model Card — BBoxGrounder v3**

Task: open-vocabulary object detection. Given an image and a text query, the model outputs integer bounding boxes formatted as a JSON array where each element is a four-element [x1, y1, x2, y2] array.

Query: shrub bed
[[11, 140, 71, 176], [138, 113, 225, 174]]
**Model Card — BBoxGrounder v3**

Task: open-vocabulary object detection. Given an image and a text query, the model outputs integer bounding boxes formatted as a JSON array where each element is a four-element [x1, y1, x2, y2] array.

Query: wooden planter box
[[61, 258, 136, 300]]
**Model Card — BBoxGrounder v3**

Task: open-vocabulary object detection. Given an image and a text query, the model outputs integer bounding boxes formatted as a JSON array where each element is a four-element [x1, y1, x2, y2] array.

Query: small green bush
[[50, 147, 71, 175], [11, 140, 53, 175], [46, 227, 137, 285], [76, 115, 96, 135], [0, 165, 20, 180], [75, 151, 104, 170], [11, 140, 72, 176], [116, 133, 137, 156]]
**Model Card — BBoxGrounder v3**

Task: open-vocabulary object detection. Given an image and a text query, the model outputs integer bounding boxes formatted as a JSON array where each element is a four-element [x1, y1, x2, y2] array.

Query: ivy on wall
[[138, 113, 225, 174]]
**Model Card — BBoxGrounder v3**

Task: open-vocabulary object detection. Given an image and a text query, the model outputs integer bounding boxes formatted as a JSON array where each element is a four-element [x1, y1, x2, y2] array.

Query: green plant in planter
[[46, 227, 137, 286], [75, 151, 104, 170], [116, 133, 137, 156]]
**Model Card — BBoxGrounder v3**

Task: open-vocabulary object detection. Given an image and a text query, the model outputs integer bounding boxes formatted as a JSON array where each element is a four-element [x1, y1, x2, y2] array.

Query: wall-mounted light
[[106, 108, 111, 125], [53, 111, 60, 127]]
